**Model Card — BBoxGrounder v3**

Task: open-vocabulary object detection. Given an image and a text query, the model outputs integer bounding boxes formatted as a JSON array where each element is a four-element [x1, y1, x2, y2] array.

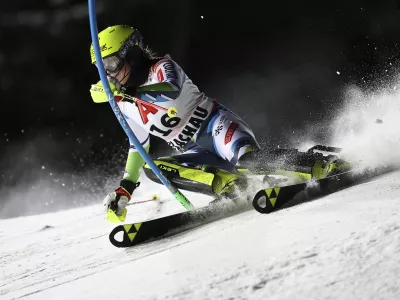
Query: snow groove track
[[1, 171, 400, 300]]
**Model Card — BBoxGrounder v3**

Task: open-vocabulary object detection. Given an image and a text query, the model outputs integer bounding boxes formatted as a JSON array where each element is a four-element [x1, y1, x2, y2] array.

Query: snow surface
[[1, 170, 400, 300], [2, 76, 400, 300]]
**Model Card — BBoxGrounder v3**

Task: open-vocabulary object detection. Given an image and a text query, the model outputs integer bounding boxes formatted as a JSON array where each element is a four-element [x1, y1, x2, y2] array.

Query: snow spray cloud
[[294, 77, 400, 172], [328, 82, 400, 170], [0, 130, 124, 219]]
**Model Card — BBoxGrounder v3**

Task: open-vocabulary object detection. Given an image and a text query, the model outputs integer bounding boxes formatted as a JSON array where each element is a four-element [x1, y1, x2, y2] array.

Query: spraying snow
[[330, 84, 400, 170], [295, 82, 400, 173]]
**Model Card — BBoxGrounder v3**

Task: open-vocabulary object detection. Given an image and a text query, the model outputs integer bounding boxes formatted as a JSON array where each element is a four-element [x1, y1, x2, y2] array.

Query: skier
[[90, 25, 343, 218]]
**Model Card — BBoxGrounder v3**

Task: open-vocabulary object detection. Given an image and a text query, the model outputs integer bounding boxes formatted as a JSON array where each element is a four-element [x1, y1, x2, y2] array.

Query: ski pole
[[127, 195, 160, 206], [88, 0, 194, 218]]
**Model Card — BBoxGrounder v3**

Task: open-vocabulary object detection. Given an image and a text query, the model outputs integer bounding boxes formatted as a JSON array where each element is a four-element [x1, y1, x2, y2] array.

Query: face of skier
[[107, 60, 131, 85]]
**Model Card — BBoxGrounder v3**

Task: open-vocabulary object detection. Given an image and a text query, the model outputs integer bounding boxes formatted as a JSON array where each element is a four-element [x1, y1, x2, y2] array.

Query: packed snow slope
[[2, 81, 400, 299], [1, 169, 400, 300]]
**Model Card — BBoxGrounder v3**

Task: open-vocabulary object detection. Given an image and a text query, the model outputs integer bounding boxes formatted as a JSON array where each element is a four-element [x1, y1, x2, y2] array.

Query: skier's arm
[[102, 139, 150, 221]]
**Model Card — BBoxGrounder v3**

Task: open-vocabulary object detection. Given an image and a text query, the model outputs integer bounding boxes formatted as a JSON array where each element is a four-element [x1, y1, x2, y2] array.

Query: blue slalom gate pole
[[88, 0, 194, 211]]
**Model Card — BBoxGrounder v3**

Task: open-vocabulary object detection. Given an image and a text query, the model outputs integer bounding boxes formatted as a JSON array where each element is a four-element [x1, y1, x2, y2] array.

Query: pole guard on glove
[[105, 180, 140, 223]]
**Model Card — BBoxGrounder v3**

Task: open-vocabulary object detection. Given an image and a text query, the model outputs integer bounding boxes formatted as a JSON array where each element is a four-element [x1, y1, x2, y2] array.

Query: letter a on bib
[[136, 99, 159, 124]]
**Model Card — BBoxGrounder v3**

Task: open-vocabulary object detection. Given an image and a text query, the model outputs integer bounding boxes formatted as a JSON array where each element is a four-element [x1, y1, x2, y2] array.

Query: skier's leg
[[238, 146, 351, 181], [197, 105, 350, 180], [179, 104, 261, 196], [193, 103, 261, 166], [193, 104, 349, 180]]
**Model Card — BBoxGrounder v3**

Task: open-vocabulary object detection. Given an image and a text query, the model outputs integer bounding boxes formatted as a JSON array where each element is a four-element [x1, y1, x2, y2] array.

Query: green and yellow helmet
[[90, 25, 143, 64]]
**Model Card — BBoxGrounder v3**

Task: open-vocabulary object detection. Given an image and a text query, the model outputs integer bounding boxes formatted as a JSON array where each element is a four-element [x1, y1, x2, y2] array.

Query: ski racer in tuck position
[[90, 25, 349, 219]]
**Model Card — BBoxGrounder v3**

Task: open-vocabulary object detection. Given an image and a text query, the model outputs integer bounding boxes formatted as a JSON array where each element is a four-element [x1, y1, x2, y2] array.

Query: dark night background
[[1, 0, 400, 217]]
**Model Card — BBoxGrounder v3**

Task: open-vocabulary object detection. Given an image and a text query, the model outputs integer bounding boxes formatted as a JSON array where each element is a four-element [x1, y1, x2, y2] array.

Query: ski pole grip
[[110, 194, 121, 212]]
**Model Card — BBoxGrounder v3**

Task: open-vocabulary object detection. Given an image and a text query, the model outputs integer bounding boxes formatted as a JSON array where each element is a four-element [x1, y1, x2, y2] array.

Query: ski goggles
[[97, 54, 124, 73], [94, 30, 143, 73]]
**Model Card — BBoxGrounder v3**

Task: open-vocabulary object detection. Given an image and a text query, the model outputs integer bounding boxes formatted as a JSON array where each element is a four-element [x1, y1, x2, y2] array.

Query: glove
[[103, 180, 140, 222], [90, 77, 123, 103]]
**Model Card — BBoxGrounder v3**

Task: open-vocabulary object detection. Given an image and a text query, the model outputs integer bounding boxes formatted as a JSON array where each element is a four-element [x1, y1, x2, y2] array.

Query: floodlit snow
[[1, 169, 400, 300], [2, 79, 400, 299]]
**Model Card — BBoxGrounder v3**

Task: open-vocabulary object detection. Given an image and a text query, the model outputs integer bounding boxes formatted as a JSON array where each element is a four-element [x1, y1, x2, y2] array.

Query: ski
[[252, 167, 391, 214], [109, 199, 251, 248], [109, 166, 393, 247]]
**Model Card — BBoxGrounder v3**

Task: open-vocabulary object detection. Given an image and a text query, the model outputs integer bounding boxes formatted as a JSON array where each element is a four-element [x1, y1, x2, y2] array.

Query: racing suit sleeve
[[134, 58, 184, 100]]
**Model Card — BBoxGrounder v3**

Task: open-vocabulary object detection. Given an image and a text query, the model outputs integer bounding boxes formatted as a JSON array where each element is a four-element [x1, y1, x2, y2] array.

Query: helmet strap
[[120, 65, 132, 85]]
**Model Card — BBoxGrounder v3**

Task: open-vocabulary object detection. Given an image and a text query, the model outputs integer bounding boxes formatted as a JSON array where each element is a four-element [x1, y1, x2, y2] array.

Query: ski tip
[[252, 189, 277, 214]]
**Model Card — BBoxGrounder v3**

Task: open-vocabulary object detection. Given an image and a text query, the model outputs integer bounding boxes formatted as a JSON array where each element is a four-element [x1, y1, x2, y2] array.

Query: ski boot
[[239, 145, 352, 185], [306, 145, 352, 179]]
